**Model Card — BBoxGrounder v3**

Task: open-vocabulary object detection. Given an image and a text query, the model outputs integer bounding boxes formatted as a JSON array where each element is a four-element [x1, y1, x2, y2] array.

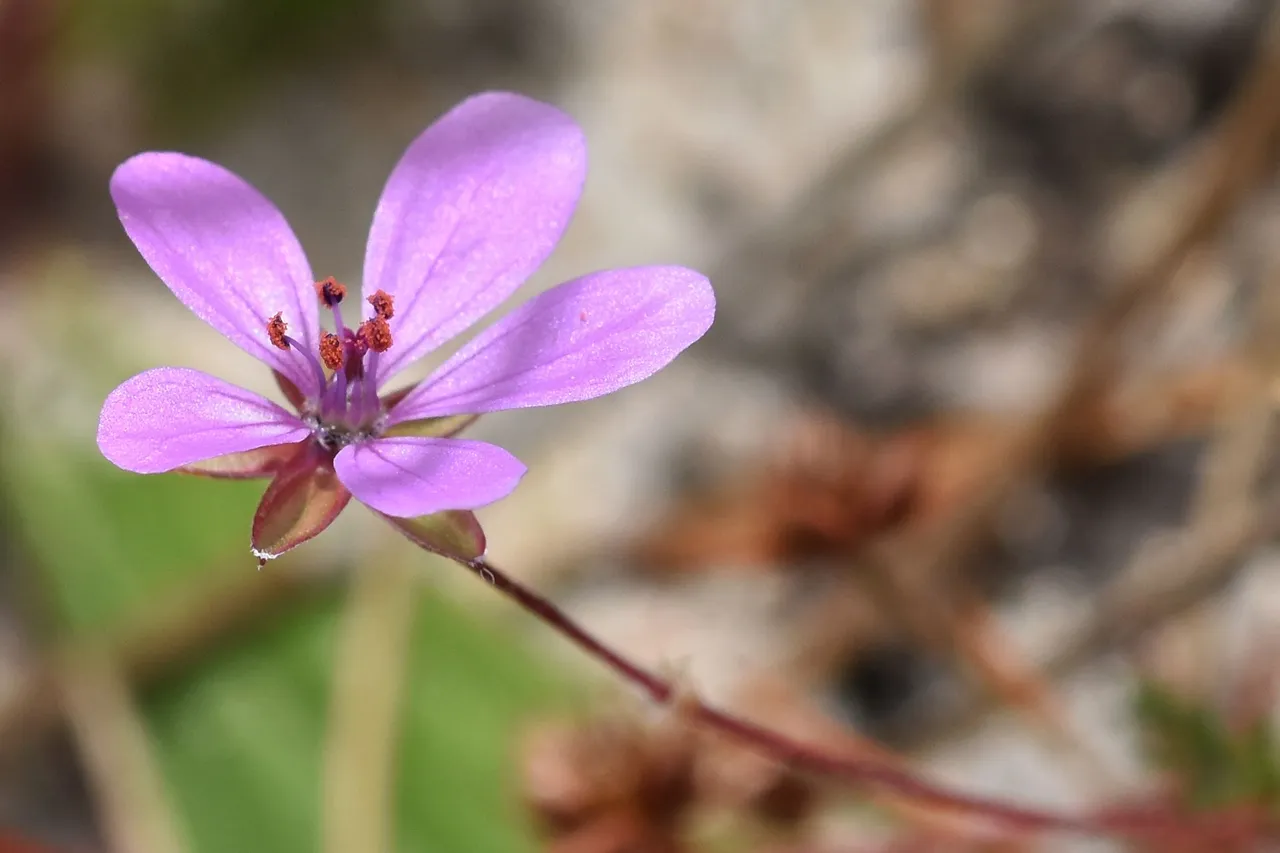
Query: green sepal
[[382, 510, 486, 562], [251, 453, 351, 563]]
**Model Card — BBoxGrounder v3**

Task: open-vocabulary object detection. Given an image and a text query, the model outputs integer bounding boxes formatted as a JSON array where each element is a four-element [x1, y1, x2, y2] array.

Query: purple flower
[[97, 92, 715, 563]]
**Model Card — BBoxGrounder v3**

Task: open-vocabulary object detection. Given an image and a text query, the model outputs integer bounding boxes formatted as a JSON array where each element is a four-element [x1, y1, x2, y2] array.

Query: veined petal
[[361, 91, 586, 382], [386, 266, 714, 423], [334, 436, 525, 518], [252, 451, 352, 561], [98, 368, 310, 474], [110, 153, 321, 397]]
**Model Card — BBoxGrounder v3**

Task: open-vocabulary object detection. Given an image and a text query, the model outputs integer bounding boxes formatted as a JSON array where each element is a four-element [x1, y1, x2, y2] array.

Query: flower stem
[[452, 555, 1263, 843]]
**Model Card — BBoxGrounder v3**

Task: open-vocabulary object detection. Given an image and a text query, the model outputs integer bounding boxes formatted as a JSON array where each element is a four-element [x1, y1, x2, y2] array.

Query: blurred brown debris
[[522, 702, 818, 853], [0, 835, 75, 853], [0, 0, 58, 247], [637, 357, 1255, 574], [523, 711, 701, 853]]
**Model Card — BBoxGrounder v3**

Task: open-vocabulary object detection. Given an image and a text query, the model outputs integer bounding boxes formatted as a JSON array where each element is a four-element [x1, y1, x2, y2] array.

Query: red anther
[[319, 332, 345, 370], [367, 289, 395, 320], [316, 276, 347, 307], [267, 313, 290, 349], [358, 317, 393, 353]]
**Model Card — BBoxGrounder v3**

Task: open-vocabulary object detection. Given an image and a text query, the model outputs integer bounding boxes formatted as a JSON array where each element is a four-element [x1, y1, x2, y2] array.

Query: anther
[[359, 317, 393, 353], [316, 276, 347, 307], [368, 289, 395, 320], [319, 332, 345, 370], [267, 313, 290, 350]]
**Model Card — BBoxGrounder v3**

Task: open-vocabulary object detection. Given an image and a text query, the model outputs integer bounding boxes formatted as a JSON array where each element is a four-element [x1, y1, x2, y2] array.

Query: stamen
[[317, 276, 350, 342], [316, 276, 347, 307], [368, 289, 395, 320], [358, 317, 393, 353], [267, 313, 290, 350], [319, 332, 345, 371]]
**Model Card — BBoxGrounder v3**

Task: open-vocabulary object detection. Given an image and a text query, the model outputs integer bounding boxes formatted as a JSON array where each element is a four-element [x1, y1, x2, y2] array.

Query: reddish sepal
[[274, 369, 310, 412], [382, 413, 478, 439], [178, 441, 307, 479], [251, 449, 351, 563], [381, 509, 486, 562]]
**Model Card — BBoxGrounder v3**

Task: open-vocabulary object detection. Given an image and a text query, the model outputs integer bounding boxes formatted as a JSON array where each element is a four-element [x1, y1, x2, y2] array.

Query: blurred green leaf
[[64, 0, 388, 133], [142, 583, 566, 853], [3, 437, 571, 852], [1, 439, 261, 635], [1135, 680, 1280, 811]]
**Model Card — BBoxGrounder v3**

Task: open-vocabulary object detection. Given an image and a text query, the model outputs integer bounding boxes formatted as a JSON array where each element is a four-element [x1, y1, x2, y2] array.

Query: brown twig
[[909, 488, 1280, 751], [705, 0, 1074, 349], [884, 190, 1280, 753], [454, 553, 1268, 842], [785, 0, 1280, 722]]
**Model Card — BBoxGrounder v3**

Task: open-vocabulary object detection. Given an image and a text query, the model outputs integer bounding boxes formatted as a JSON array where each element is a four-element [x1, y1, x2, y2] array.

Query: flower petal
[[98, 367, 310, 473], [252, 451, 351, 562], [110, 153, 321, 397], [334, 436, 525, 518], [386, 266, 714, 422], [361, 91, 586, 382]]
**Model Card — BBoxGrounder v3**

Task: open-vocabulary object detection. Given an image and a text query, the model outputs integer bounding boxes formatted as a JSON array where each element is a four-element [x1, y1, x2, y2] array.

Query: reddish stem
[[457, 556, 1268, 843]]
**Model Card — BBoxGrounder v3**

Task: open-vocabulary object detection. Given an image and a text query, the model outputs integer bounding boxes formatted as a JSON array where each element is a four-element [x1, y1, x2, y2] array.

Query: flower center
[[266, 278, 397, 450]]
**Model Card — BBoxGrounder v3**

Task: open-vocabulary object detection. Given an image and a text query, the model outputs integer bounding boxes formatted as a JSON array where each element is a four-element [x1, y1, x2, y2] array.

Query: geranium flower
[[97, 92, 715, 564]]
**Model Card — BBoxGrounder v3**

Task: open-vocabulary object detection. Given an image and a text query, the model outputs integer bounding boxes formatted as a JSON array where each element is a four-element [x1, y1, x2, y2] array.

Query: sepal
[[274, 369, 310, 412], [382, 413, 478, 439], [178, 441, 306, 479], [251, 449, 351, 564], [382, 509, 486, 562]]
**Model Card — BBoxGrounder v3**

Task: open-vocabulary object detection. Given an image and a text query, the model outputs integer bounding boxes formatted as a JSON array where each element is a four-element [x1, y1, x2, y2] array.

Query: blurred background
[[3, 0, 1280, 850]]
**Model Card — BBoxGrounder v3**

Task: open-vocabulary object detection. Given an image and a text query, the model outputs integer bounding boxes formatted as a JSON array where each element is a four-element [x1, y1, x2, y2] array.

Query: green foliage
[[1135, 680, 1280, 810], [64, 0, 388, 133], [2, 436, 571, 852], [2, 438, 261, 636]]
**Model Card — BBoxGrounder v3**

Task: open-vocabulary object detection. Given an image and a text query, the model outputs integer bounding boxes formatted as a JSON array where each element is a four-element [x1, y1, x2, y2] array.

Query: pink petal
[[333, 436, 526, 518], [98, 367, 310, 474], [110, 153, 322, 398], [386, 266, 714, 423], [361, 91, 586, 383]]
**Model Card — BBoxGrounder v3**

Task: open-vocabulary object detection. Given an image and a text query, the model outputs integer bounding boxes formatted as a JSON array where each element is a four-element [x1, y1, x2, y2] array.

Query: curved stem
[[452, 555, 1265, 843]]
